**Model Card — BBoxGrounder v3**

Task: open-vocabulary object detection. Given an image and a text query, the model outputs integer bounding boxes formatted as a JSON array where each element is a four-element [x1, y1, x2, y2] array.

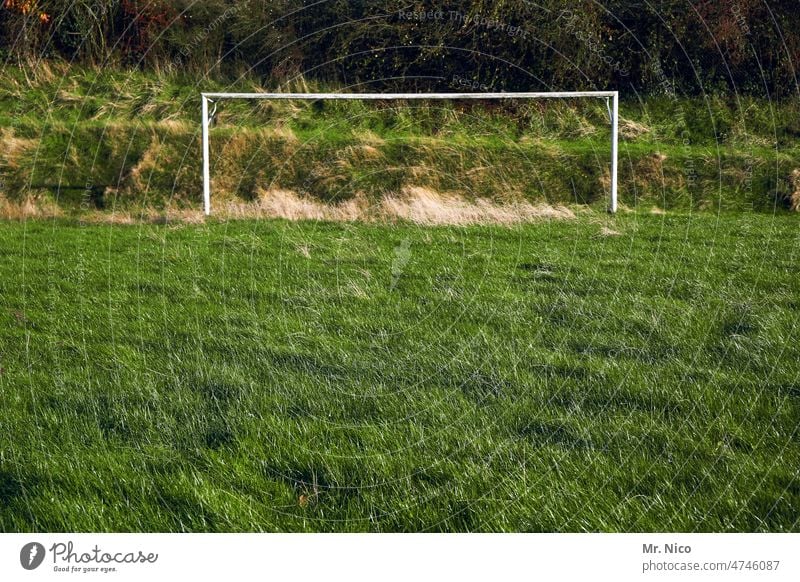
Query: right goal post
[[200, 90, 619, 215]]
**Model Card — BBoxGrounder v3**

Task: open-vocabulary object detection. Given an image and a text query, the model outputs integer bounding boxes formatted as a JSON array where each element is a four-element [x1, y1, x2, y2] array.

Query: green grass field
[[1, 211, 798, 532]]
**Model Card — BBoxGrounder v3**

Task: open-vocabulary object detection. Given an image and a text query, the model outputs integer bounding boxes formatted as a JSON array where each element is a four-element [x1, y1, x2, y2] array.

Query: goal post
[[200, 91, 619, 215]]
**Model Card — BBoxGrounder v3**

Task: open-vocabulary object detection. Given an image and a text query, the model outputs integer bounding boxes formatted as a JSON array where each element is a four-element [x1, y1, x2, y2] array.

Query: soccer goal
[[200, 91, 619, 215]]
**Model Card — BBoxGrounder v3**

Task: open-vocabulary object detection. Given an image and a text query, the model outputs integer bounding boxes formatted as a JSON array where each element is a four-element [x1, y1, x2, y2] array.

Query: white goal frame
[[201, 91, 619, 215]]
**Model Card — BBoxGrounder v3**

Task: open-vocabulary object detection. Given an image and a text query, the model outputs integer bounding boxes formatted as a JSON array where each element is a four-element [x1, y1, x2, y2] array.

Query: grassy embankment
[[0, 212, 798, 531], [1, 64, 799, 218]]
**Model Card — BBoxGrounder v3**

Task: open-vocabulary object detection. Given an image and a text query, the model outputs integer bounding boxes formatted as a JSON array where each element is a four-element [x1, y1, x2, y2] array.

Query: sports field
[[1, 212, 797, 531]]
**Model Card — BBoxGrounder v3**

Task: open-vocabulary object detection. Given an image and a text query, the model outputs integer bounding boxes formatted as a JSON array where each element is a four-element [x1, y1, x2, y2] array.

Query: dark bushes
[[1, 1, 798, 98]]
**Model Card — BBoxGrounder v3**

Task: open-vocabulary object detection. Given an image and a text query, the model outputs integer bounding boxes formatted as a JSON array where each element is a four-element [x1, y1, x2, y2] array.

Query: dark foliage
[[1, 0, 797, 97]]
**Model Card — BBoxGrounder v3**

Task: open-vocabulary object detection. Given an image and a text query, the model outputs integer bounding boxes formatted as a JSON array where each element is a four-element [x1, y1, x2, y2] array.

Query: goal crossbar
[[201, 91, 619, 215]]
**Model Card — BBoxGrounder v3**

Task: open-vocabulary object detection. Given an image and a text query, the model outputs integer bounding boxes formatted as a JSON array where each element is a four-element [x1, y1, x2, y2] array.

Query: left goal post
[[200, 91, 619, 216]]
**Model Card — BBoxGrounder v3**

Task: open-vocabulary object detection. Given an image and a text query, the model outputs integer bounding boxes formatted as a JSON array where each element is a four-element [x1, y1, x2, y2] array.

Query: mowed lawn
[[0, 212, 798, 532]]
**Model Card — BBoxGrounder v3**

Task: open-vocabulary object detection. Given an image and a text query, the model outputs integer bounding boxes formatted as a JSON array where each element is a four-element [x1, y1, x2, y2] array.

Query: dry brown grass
[[238, 185, 574, 225], [0, 186, 576, 225], [381, 186, 574, 225], [268, 124, 299, 144], [153, 119, 192, 134], [789, 169, 800, 211], [79, 207, 208, 225], [0, 128, 37, 171], [619, 117, 651, 140], [345, 144, 383, 161], [0, 194, 63, 220], [80, 211, 138, 225], [352, 129, 386, 146], [246, 188, 367, 221], [127, 135, 164, 193]]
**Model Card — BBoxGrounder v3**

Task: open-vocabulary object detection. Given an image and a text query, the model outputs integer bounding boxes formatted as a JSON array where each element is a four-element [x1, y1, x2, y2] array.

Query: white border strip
[[2, 533, 797, 581]]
